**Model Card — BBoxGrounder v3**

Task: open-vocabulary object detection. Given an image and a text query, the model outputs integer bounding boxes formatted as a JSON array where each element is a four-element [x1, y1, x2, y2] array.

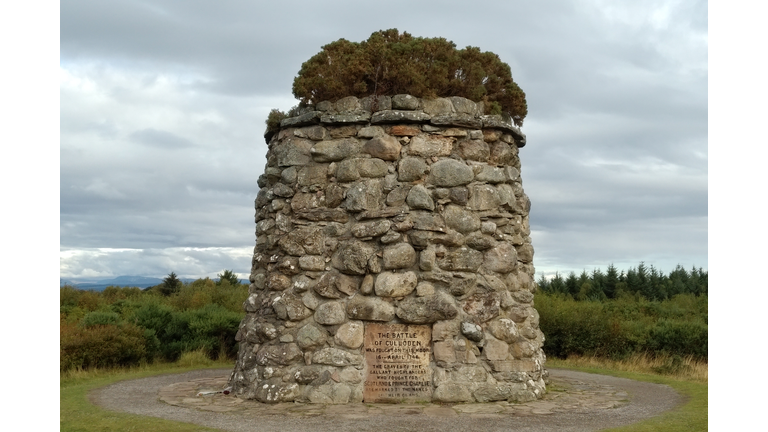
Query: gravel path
[[90, 368, 684, 432]]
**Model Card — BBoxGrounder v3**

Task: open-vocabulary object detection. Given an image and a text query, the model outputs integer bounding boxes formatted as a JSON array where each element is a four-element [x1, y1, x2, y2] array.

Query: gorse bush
[[536, 292, 708, 361], [60, 320, 149, 371], [60, 276, 248, 371], [289, 29, 527, 126]]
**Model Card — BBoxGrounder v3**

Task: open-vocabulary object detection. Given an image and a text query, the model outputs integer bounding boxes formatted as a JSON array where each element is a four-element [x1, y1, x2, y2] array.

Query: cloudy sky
[[59, 0, 708, 281]]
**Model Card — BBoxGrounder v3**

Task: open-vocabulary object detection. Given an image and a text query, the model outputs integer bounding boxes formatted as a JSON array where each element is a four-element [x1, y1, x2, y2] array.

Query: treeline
[[60, 274, 248, 372], [536, 263, 707, 301]]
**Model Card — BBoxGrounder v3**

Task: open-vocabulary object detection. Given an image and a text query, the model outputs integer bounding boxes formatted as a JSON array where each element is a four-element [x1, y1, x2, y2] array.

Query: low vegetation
[[60, 273, 248, 372], [267, 29, 528, 133]]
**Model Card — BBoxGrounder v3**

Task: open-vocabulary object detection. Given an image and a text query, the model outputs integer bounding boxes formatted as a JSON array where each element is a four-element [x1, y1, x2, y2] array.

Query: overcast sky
[[59, 0, 707, 281]]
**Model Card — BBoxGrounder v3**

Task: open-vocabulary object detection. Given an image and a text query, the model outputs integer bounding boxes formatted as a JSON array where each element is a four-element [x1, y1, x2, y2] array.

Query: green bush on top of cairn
[[276, 29, 527, 131]]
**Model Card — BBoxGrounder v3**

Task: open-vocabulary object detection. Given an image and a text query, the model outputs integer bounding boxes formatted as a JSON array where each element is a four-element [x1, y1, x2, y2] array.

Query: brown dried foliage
[[291, 29, 527, 126]]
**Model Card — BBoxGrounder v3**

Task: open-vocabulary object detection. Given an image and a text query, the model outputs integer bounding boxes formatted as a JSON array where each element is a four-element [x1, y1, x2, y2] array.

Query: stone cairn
[[229, 94, 546, 404]]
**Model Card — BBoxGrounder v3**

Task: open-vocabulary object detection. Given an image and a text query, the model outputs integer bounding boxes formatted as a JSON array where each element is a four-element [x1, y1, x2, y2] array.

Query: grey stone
[[335, 159, 361, 182], [314, 301, 347, 325], [433, 382, 473, 402], [512, 290, 534, 304], [458, 139, 490, 162], [396, 292, 458, 324], [380, 230, 401, 244], [280, 166, 298, 184], [374, 271, 418, 297], [461, 322, 484, 342], [421, 97, 454, 115], [280, 111, 321, 128], [408, 134, 453, 157], [406, 184, 434, 210], [360, 274, 374, 295], [267, 273, 291, 291], [334, 96, 361, 112], [297, 165, 329, 187], [468, 184, 501, 211], [312, 347, 363, 367], [444, 204, 481, 233], [475, 166, 506, 183], [419, 245, 436, 271], [397, 157, 428, 182], [331, 240, 375, 275], [416, 281, 435, 296], [473, 383, 527, 403], [428, 159, 474, 187], [430, 113, 482, 129], [386, 185, 410, 206], [361, 95, 391, 111], [290, 192, 326, 212], [311, 138, 361, 162], [299, 255, 325, 271], [351, 220, 391, 238], [357, 158, 388, 178], [273, 294, 312, 321], [450, 96, 479, 115], [371, 110, 431, 124], [276, 138, 313, 166], [487, 318, 520, 343], [382, 243, 417, 269], [343, 179, 382, 212], [256, 343, 303, 366], [481, 221, 497, 234], [434, 340, 457, 363], [334, 321, 364, 349], [294, 365, 323, 384], [464, 233, 496, 250], [448, 277, 476, 297], [432, 320, 460, 341], [302, 291, 320, 310], [346, 295, 395, 321], [489, 142, 514, 166], [272, 183, 294, 198], [517, 244, 534, 263], [325, 183, 345, 207], [449, 187, 469, 205], [320, 112, 371, 124], [391, 94, 420, 110], [462, 291, 501, 322], [296, 323, 327, 349], [362, 136, 401, 161], [484, 243, 518, 273], [255, 379, 300, 403], [298, 125, 327, 141], [437, 247, 484, 272], [410, 211, 446, 232], [357, 125, 385, 138]]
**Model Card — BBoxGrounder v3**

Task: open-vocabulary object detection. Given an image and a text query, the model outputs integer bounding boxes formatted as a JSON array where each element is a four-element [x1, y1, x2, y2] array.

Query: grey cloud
[[60, 0, 707, 278], [130, 128, 196, 148]]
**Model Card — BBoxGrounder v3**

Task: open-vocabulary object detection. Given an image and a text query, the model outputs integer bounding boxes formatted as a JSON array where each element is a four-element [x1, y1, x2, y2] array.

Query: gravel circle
[[90, 368, 684, 432]]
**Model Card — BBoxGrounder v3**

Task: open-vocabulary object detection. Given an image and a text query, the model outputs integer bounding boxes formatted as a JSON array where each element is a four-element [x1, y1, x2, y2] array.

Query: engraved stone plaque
[[363, 323, 432, 403]]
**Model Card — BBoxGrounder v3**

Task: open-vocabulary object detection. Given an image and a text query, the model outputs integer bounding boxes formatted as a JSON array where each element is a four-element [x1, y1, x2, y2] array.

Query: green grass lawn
[[62, 358, 707, 432], [547, 358, 707, 432], [61, 360, 231, 432]]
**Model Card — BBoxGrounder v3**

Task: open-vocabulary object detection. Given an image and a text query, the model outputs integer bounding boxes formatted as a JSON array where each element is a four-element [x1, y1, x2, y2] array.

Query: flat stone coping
[[90, 368, 684, 432]]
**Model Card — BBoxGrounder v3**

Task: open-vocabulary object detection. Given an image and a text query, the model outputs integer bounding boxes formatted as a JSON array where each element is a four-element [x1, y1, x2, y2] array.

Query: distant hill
[[60, 275, 248, 291]]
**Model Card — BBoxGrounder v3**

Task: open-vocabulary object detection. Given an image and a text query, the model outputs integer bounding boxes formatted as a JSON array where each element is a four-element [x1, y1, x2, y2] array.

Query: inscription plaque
[[363, 323, 432, 403]]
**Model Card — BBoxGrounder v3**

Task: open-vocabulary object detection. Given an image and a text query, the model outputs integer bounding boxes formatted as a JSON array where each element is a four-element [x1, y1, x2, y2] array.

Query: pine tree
[[160, 272, 181, 296]]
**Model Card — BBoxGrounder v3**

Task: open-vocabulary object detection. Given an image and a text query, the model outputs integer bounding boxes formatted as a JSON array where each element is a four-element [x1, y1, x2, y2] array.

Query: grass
[[61, 358, 233, 432], [547, 355, 708, 432]]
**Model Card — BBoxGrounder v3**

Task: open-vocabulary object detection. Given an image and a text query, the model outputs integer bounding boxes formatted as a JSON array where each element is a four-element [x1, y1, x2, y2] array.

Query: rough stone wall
[[229, 94, 547, 404]]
